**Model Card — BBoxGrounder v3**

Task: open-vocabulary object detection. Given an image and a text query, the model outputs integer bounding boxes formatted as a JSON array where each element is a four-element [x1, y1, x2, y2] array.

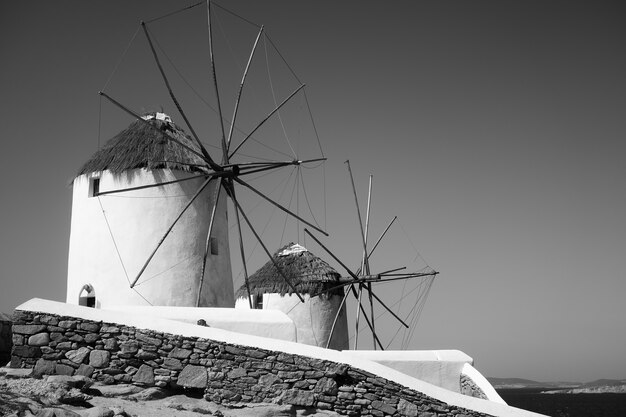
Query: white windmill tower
[[234, 242, 349, 350], [67, 112, 234, 308], [66, 2, 327, 310]]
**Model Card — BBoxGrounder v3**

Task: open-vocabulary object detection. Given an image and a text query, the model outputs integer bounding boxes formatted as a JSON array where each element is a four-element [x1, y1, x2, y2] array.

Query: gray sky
[[1, 1, 625, 383]]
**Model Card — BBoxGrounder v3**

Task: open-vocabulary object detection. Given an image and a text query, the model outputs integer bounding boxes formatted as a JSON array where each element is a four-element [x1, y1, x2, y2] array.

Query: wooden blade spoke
[[226, 25, 264, 155], [228, 83, 306, 159], [130, 176, 214, 288], [363, 175, 373, 275], [206, 0, 228, 164], [350, 284, 384, 350], [96, 174, 208, 197], [226, 182, 305, 302], [230, 185, 253, 309], [235, 158, 326, 177], [363, 285, 409, 329], [235, 178, 328, 236], [345, 160, 369, 276], [99, 91, 207, 162], [197, 177, 223, 306], [141, 22, 221, 172], [354, 283, 364, 350], [304, 228, 359, 280]]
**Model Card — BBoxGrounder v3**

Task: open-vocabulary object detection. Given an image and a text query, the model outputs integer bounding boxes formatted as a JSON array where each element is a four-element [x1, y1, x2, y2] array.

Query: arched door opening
[[78, 284, 96, 307]]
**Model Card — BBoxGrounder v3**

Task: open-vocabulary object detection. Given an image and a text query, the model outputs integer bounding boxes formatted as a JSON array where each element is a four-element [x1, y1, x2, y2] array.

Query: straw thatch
[[235, 243, 343, 299], [77, 114, 209, 176]]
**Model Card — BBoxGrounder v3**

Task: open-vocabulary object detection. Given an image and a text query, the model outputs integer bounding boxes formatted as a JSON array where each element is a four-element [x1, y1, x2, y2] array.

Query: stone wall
[[0, 313, 12, 365], [460, 374, 488, 400], [10, 309, 495, 417]]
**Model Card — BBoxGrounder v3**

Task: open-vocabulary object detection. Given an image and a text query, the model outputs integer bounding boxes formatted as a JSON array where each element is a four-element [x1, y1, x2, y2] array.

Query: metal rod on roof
[[197, 178, 224, 306], [141, 22, 221, 172], [226, 25, 264, 156], [228, 182, 305, 302], [130, 176, 214, 288]]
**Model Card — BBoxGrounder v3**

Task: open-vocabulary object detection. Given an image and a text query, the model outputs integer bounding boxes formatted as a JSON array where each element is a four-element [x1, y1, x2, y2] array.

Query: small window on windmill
[[78, 284, 96, 308], [89, 177, 100, 197], [210, 237, 218, 255], [253, 293, 264, 309]]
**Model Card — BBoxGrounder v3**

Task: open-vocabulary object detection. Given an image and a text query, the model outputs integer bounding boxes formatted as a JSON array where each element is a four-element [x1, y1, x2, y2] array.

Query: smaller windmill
[[304, 161, 438, 350], [234, 243, 349, 350]]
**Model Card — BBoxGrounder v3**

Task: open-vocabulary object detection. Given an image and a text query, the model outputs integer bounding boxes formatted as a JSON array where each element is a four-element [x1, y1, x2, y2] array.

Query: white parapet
[[105, 305, 296, 342], [343, 349, 474, 393]]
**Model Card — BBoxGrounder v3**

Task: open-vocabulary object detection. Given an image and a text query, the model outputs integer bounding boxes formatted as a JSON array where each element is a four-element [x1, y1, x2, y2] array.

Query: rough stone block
[[315, 377, 338, 395], [75, 364, 95, 377], [12, 324, 47, 335], [32, 358, 56, 377], [178, 364, 208, 388], [162, 357, 183, 370], [12, 345, 40, 358], [56, 341, 73, 350], [258, 373, 281, 386], [136, 350, 159, 360], [372, 400, 396, 415], [79, 322, 101, 332], [99, 326, 119, 334], [228, 367, 247, 379], [168, 347, 192, 359], [136, 333, 161, 347], [281, 389, 315, 407], [245, 349, 267, 359], [132, 364, 155, 385], [58, 320, 78, 329], [55, 363, 75, 376], [65, 347, 91, 364], [89, 350, 110, 368], [28, 333, 50, 346], [397, 398, 418, 417]]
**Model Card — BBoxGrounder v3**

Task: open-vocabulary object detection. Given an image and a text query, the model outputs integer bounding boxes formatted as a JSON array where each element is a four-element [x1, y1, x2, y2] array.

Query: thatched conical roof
[[77, 113, 208, 176], [235, 243, 343, 299]]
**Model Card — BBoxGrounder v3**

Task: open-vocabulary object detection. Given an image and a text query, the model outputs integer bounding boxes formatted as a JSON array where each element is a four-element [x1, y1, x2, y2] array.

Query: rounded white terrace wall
[[67, 169, 233, 308], [236, 293, 348, 350], [462, 362, 506, 404], [344, 350, 474, 394]]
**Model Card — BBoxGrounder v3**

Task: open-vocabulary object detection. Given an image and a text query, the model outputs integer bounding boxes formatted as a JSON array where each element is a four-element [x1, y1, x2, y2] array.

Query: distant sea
[[497, 388, 626, 417]]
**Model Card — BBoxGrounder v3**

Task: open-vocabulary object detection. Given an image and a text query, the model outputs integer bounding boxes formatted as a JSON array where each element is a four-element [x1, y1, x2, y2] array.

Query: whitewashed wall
[[236, 293, 348, 350], [67, 169, 233, 308]]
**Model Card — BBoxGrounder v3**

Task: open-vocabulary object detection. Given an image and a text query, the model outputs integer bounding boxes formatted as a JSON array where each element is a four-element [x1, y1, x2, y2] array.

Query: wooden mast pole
[[363, 175, 377, 349], [197, 178, 223, 306]]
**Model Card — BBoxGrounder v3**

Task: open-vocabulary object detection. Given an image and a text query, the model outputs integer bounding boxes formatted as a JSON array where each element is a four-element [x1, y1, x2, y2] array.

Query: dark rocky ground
[[0, 367, 340, 417]]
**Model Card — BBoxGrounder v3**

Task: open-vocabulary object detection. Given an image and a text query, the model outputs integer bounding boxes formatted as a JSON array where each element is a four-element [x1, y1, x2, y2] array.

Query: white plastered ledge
[[16, 299, 547, 417], [343, 350, 474, 393], [105, 305, 296, 342]]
